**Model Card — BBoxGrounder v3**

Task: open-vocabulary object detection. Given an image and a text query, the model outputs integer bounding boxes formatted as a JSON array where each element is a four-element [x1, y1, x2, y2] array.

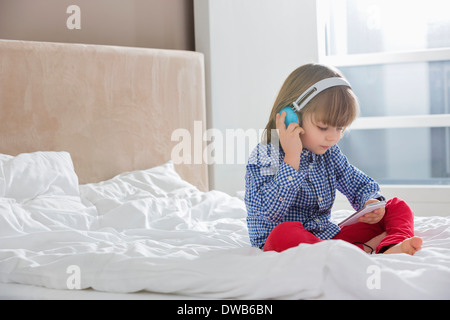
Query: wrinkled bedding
[[1, 152, 450, 299]]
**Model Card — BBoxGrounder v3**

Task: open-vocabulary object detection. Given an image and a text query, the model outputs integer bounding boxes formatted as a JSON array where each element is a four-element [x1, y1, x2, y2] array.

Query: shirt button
[[279, 196, 283, 202], [309, 164, 313, 169], [288, 176, 293, 181], [318, 197, 323, 202], [315, 218, 320, 223]]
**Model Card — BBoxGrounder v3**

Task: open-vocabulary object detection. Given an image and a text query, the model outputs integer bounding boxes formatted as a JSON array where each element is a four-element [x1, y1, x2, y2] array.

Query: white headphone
[[292, 77, 351, 112], [280, 77, 351, 127]]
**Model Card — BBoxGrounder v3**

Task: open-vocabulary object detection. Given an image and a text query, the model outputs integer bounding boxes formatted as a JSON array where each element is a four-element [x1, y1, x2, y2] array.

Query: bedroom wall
[[0, 0, 194, 50]]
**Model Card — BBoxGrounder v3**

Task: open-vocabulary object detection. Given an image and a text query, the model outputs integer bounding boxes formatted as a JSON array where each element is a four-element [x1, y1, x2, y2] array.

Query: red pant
[[263, 197, 415, 254]]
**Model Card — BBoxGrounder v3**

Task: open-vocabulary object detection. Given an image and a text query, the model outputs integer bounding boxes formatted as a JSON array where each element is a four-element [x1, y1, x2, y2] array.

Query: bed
[[1, 39, 450, 300]]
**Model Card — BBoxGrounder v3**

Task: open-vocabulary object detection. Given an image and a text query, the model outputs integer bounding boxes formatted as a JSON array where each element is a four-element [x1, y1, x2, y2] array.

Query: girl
[[245, 63, 422, 255]]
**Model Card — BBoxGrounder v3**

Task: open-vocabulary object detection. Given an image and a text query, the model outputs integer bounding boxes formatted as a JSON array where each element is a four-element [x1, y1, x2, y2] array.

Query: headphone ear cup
[[279, 107, 299, 127]]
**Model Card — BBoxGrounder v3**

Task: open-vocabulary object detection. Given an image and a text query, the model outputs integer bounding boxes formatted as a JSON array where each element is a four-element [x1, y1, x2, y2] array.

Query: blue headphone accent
[[280, 106, 300, 127], [278, 77, 351, 128]]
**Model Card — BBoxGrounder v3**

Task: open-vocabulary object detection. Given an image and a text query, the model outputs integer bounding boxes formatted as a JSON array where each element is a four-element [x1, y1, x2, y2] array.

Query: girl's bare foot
[[383, 236, 423, 255]]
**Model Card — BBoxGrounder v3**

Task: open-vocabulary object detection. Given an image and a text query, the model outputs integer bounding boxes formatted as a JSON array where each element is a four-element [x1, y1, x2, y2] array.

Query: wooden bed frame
[[0, 40, 208, 191]]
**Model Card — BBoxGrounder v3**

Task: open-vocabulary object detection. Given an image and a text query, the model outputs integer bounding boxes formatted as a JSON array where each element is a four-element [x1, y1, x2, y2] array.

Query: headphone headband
[[292, 77, 351, 112]]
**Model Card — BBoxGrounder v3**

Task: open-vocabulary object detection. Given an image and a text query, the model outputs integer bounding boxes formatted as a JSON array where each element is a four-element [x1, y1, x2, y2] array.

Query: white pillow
[[79, 161, 199, 213], [0, 151, 79, 201]]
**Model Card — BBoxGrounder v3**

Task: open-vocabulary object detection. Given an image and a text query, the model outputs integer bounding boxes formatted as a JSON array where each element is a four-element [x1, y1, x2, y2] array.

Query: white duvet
[[1, 152, 450, 299]]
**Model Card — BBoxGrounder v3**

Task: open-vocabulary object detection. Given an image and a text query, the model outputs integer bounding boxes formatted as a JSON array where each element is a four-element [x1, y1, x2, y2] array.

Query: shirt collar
[[301, 149, 317, 163]]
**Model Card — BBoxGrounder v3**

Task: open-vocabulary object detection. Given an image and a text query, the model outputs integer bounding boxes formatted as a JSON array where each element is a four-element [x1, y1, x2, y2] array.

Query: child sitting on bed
[[244, 63, 422, 255]]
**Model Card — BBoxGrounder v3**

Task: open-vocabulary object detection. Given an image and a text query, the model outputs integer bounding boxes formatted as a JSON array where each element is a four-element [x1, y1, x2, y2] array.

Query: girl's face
[[300, 113, 344, 155]]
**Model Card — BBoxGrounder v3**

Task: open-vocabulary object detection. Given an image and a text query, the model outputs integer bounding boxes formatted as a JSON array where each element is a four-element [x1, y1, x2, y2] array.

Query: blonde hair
[[263, 63, 359, 143]]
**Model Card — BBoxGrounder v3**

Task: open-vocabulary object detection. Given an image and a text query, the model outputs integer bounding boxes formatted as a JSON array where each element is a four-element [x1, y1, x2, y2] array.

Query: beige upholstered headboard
[[0, 40, 208, 191]]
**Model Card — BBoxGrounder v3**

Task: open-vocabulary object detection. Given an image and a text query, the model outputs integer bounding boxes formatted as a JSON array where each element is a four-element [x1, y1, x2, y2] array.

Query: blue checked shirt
[[245, 143, 383, 249]]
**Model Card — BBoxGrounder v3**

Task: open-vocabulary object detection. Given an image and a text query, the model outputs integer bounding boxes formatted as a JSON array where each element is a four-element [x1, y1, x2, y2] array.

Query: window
[[317, 0, 450, 185]]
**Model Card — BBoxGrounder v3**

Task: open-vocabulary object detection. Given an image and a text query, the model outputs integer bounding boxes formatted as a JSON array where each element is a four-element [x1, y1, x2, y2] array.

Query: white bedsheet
[[1, 152, 450, 299]]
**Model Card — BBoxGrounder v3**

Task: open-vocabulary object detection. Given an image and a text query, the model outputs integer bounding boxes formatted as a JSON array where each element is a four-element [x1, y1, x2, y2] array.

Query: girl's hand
[[358, 199, 386, 224], [276, 111, 304, 171]]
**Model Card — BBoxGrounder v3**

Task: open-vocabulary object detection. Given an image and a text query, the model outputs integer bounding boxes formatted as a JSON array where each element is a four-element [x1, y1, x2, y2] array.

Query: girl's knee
[[263, 221, 321, 252], [387, 197, 412, 211], [270, 221, 303, 235], [387, 197, 406, 206], [386, 197, 414, 219]]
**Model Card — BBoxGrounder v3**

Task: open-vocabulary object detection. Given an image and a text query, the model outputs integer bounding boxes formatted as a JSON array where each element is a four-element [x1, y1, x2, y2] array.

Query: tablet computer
[[338, 201, 386, 227]]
